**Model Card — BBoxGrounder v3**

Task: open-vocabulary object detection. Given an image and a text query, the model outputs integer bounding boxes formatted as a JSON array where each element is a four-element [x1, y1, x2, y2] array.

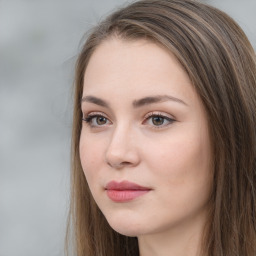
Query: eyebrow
[[81, 95, 188, 108], [81, 95, 109, 108], [133, 95, 187, 107]]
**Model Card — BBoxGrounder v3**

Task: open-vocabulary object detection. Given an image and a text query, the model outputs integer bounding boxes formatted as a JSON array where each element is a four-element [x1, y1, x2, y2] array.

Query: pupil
[[97, 116, 106, 125], [153, 116, 164, 125]]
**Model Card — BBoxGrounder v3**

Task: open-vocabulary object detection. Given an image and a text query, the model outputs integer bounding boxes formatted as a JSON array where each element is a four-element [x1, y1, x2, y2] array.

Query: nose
[[105, 125, 140, 169]]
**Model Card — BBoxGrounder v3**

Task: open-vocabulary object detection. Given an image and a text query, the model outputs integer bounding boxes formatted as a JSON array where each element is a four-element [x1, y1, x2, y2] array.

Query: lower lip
[[106, 189, 150, 202]]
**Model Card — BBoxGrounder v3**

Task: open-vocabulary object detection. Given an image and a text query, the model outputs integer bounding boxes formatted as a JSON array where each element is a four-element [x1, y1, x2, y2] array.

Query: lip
[[105, 180, 151, 202]]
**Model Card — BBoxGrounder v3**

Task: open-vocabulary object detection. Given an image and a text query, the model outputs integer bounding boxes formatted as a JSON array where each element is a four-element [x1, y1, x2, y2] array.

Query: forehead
[[82, 37, 195, 103]]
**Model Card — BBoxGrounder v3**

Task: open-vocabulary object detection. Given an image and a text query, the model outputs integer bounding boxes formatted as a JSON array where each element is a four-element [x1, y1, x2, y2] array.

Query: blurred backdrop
[[0, 0, 255, 255]]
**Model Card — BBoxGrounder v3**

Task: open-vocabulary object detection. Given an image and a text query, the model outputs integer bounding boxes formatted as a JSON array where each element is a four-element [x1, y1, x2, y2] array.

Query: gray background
[[0, 0, 255, 256]]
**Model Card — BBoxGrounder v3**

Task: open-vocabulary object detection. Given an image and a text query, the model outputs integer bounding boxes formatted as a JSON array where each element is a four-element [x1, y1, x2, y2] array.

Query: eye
[[144, 112, 175, 128], [82, 113, 111, 127]]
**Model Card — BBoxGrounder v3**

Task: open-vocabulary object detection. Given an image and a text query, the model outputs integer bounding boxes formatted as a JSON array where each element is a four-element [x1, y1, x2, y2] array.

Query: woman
[[66, 0, 256, 255]]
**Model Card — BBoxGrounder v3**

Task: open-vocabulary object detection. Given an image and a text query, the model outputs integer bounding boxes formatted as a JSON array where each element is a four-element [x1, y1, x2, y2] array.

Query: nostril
[[105, 136, 140, 169], [123, 161, 132, 165], [107, 161, 132, 169]]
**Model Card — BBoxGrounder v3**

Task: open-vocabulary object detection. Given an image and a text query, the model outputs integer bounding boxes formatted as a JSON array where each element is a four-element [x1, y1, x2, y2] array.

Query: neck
[[138, 211, 207, 256]]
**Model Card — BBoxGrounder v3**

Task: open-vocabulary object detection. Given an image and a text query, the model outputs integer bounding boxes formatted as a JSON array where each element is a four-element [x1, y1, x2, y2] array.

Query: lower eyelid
[[141, 117, 174, 129]]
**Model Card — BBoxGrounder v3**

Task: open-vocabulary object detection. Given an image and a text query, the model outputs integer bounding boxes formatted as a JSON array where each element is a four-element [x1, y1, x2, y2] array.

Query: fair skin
[[80, 38, 213, 256]]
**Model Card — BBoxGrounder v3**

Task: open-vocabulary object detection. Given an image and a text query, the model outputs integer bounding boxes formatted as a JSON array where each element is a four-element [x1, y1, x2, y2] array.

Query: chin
[[104, 213, 148, 237], [110, 224, 145, 237]]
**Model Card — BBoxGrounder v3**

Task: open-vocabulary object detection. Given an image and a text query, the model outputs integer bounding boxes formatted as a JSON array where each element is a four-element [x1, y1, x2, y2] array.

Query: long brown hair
[[66, 0, 256, 255]]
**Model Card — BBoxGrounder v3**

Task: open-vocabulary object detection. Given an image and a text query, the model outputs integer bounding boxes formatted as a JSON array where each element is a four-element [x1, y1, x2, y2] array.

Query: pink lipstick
[[105, 180, 151, 202]]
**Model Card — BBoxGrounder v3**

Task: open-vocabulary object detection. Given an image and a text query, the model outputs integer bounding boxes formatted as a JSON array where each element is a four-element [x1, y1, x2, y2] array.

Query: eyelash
[[82, 112, 176, 129], [82, 112, 110, 128], [143, 112, 175, 128]]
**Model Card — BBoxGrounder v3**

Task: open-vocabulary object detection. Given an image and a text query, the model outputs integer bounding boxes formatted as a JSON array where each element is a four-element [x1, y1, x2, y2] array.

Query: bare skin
[[80, 38, 212, 256]]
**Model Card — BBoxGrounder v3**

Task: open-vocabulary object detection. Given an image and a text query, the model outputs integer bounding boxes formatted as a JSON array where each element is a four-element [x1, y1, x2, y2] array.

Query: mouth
[[105, 180, 152, 202]]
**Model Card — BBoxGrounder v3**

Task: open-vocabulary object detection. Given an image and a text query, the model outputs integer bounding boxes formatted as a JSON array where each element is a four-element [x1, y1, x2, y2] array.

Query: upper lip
[[105, 180, 151, 191]]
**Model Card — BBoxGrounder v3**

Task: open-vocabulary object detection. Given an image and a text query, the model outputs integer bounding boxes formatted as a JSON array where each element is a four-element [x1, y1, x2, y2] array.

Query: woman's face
[[80, 38, 212, 237]]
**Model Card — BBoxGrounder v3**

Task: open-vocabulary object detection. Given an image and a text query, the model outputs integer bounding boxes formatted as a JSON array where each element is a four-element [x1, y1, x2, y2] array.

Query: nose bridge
[[105, 121, 139, 168]]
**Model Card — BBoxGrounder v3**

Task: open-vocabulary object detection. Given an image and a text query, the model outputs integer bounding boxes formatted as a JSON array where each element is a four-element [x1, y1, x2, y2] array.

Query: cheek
[[143, 126, 212, 186], [79, 132, 105, 181], [141, 129, 212, 221]]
